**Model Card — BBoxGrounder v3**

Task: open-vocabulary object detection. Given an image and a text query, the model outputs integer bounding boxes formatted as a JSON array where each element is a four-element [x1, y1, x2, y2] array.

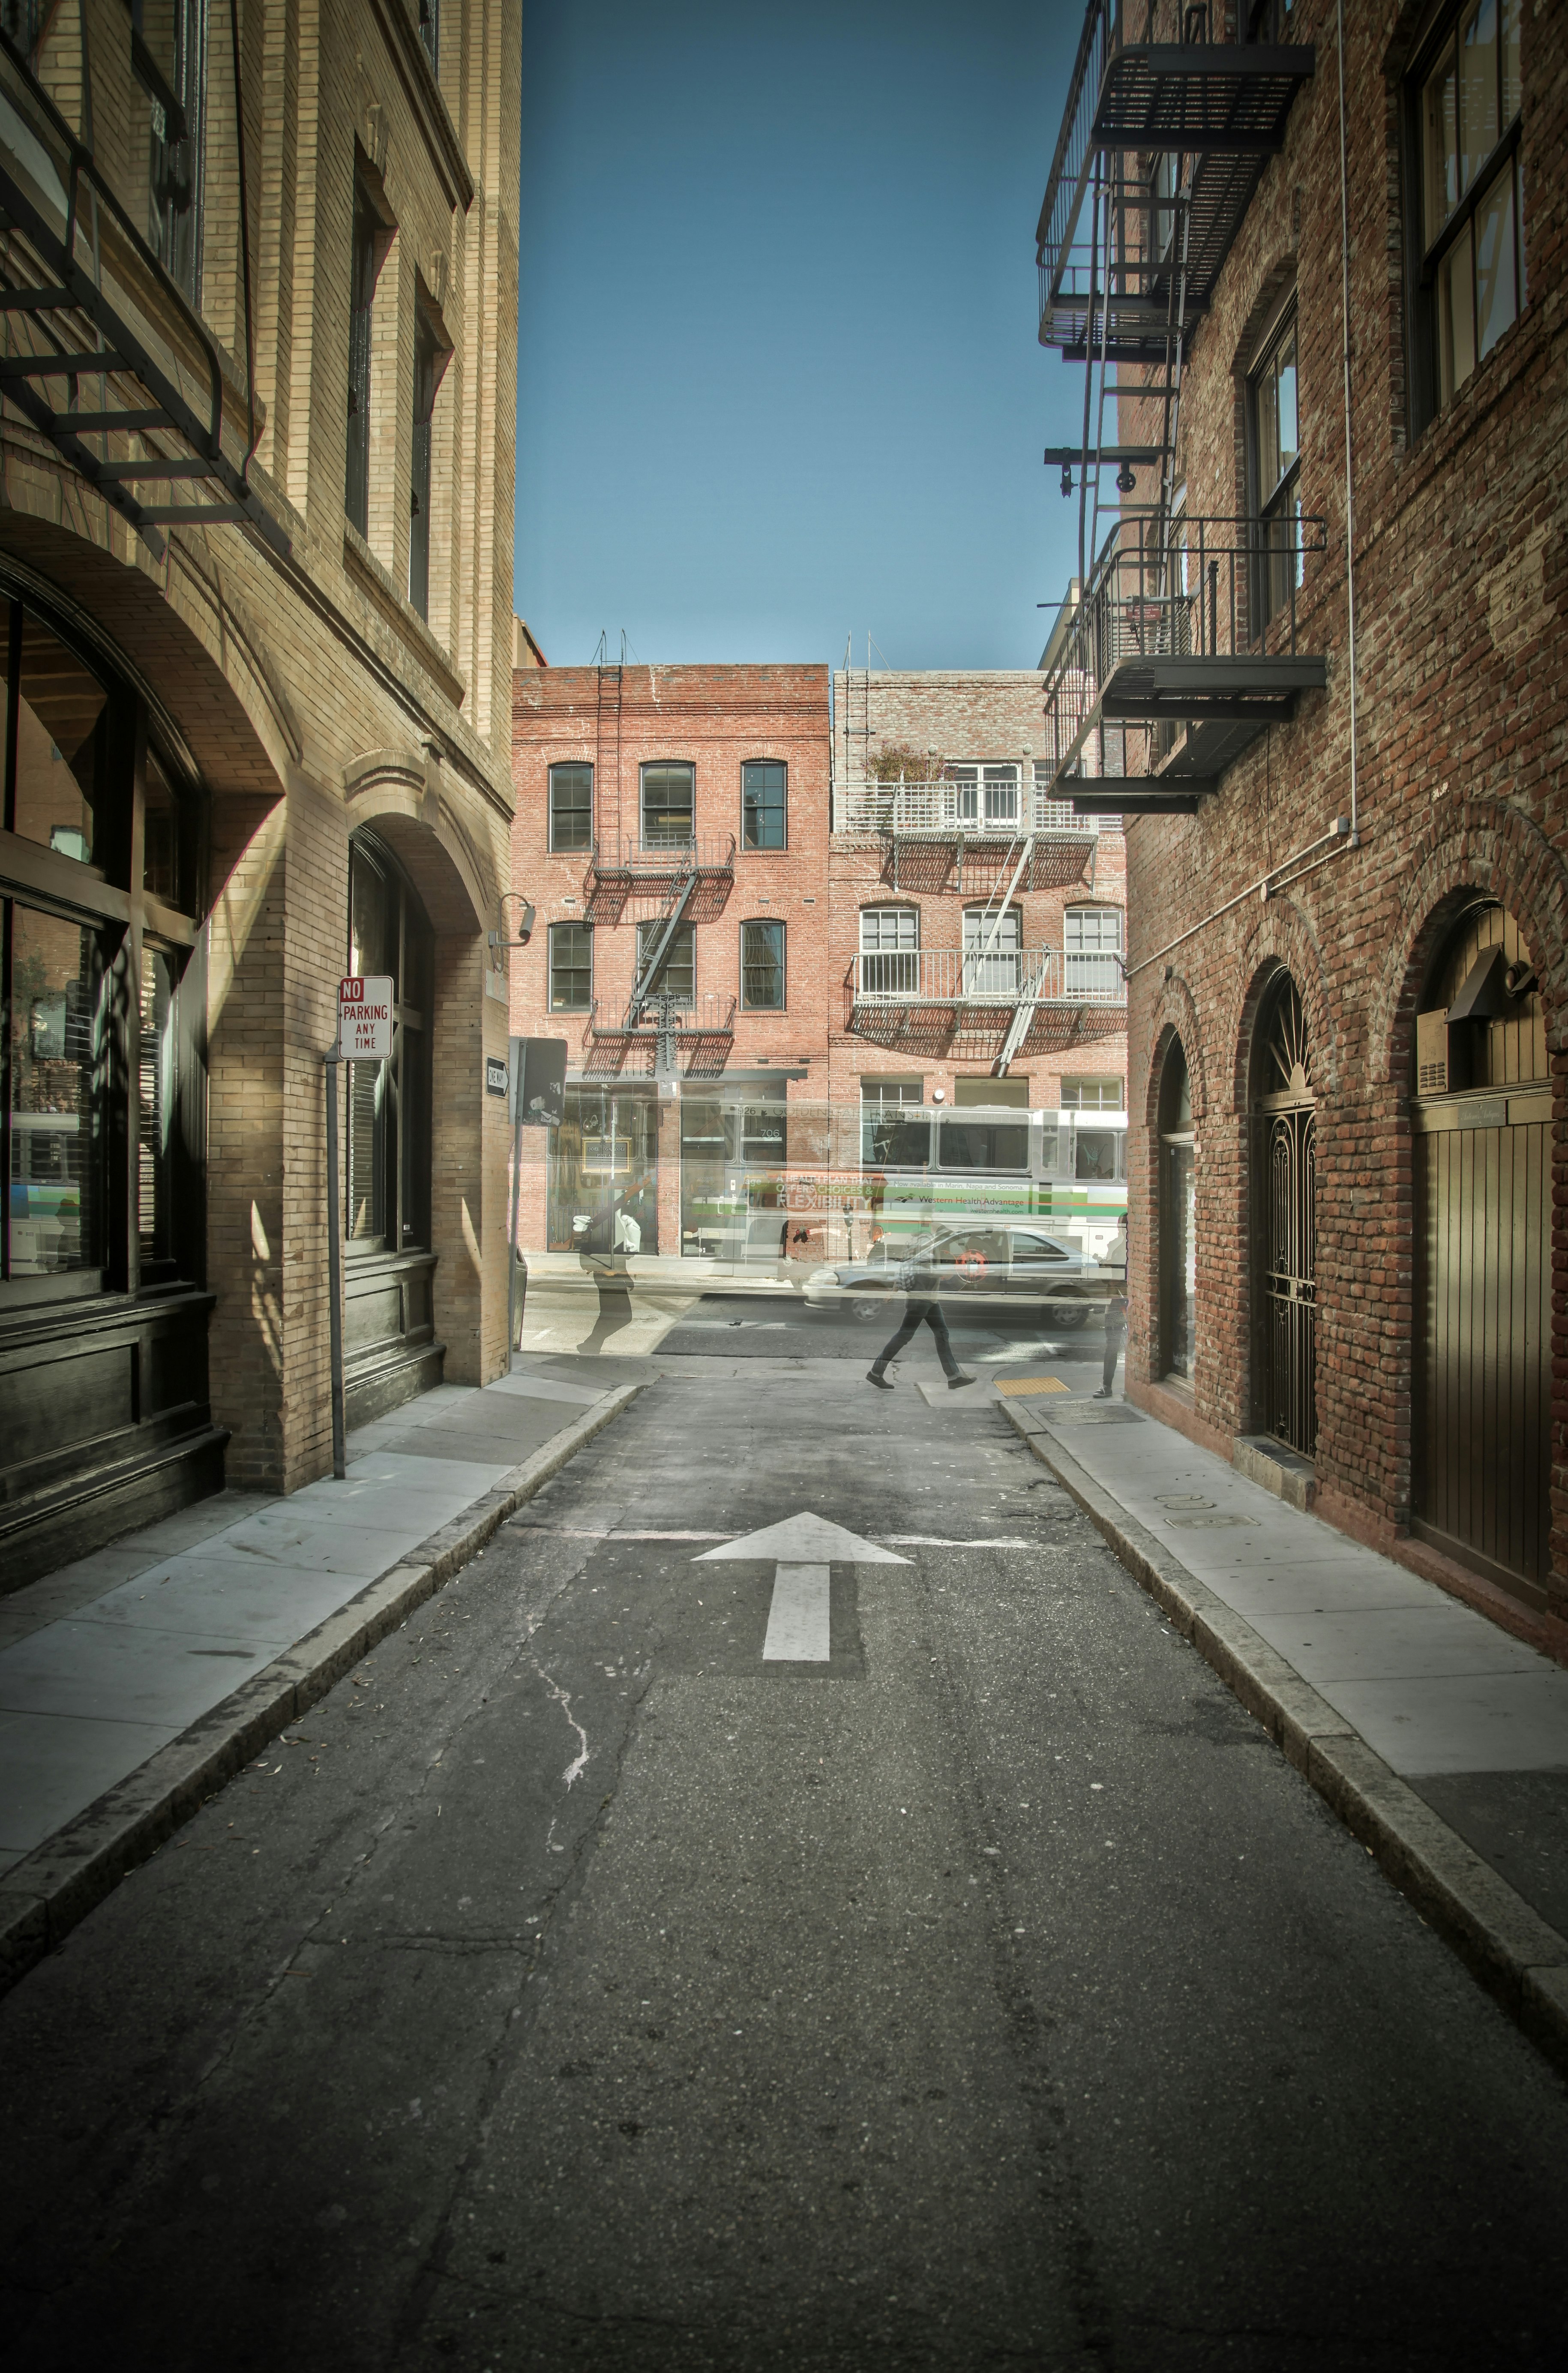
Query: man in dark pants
[[866, 1235, 976, 1391]]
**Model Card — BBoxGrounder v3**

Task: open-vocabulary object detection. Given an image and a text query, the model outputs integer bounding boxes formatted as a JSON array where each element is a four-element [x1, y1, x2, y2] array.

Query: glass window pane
[[861, 907, 918, 951], [1458, 0, 1499, 196], [1256, 352, 1280, 495], [1075, 1129, 1119, 1182], [1475, 161, 1518, 361], [1502, 0, 1520, 122], [963, 907, 1020, 951], [636, 921, 694, 1003], [742, 761, 785, 850], [549, 922, 593, 1011], [741, 920, 783, 1009], [861, 1114, 930, 1169], [549, 763, 594, 853], [346, 1056, 387, 1243], [1423, 46, 1459, 245], [13, 614, 108, 867], [349, 844, 393, 983], [937, 1122, 1028, 1173], [138, 945, 175, 1265], [1437, 215, 1476, 402], [1066, 907, 1122, 951], [1274, 328, 1298, 473], [143, 748, 180, 904], [8, 903, 101, 1276], [641, 764, 694, 847]]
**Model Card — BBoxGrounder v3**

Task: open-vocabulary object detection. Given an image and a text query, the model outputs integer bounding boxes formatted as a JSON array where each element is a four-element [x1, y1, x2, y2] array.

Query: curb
[[0, 1381, 643, 2000], [1003, 1401, 1568, 2079]]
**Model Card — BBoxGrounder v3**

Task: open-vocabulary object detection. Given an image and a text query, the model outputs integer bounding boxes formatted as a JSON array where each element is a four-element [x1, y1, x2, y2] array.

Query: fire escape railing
[[0, 33, 288, 558]]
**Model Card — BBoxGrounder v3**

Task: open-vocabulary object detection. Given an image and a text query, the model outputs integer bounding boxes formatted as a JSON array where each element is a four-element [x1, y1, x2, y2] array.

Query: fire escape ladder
[[624, 859, 697, 1027], [965, 834, 1035, 994], [994, 992, 1041, 1078]]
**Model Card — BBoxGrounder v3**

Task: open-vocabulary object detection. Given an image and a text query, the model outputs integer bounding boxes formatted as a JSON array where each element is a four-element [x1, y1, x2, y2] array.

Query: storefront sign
[[338, 975, 393, 1059], [486, 1056, 508, 1097]]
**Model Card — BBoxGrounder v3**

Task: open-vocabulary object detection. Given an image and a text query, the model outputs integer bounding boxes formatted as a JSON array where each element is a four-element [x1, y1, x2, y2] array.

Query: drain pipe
[[1337, 0, 1361, 846]]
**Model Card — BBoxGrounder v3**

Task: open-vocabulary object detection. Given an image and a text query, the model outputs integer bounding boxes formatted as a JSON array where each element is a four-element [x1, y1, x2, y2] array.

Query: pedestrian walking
[[866, 1236, 976, 1392], [1094, 1210, 1129, 1399]]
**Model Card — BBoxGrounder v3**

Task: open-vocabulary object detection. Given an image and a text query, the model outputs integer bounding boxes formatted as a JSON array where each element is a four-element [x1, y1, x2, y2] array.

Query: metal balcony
[[1036, 0, 1314, 360], [1040, 513, 1328, 810], [850, 948, 1126, 1012], [586, 994, 736, 1041], [833, 778, 1101, 841], [0, 37, 288, 558], [586, 834, 736, 886]]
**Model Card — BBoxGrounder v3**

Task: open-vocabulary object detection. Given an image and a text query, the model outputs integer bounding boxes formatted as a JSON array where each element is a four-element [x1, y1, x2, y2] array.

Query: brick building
[[508, 662, 833, 1260], [1, 0, 521, 1582], [1032, 0, 1567, 1653], [828, 668, 1128, 1117]]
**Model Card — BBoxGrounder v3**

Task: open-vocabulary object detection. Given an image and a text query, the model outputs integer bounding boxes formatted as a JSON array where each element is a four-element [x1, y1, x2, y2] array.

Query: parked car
[[800, 1222, 1109, 1327]]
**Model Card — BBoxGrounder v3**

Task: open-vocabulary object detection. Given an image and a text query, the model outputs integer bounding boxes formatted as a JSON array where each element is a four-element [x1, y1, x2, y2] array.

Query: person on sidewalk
[[1094, 1211, 1130, 1399], [866, 1236, 976, 1392]]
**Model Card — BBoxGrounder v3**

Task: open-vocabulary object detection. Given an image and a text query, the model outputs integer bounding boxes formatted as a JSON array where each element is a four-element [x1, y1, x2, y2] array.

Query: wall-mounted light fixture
[[489, 894, 536, 950]]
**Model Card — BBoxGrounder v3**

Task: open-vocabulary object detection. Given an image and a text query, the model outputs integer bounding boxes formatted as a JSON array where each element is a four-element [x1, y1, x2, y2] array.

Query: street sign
[[694, 1513, 907, 1662], [485, 1056, 508, 1097], [338, 975, 393, 1059]]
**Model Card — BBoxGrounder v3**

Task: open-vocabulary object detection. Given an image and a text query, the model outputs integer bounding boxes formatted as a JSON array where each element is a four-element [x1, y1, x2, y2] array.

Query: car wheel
[[851, 1296, 886, 1320], [1050, 1300, 1091, 1331]]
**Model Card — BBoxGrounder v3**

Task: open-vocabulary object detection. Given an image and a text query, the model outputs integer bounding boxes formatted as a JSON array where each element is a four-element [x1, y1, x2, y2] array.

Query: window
[[1074, 1128, 1123, 1182], [641, 763, 693, 848], [954, 1076, 1029, 1109], [1065, 907, 1123, 997], [742, 761, 786, 850], [5, 905, 103, 1280], [859, 906, 919, 995], [345, 837, 432, 1253], [1246, 0, 1295, 39], [548, 921, 593, 1012], [1413, 0, 1523, 419], [132, 0, 205, 303], [1061, 1076, 1125, 1111], [1251, 307, 1301, 628], [741, 920, 784, 1010], [549, 763, 594, 854], [636, 920, 694, 1004], [963, 904, 1021, 995], [409, 297, 442, 621], [950, 765, 1019, 825], [417, 0, 438, 74], [345, 165, 384, 536], [860, 1077, 923, 1107], [937, 1120, 1029, 1173]]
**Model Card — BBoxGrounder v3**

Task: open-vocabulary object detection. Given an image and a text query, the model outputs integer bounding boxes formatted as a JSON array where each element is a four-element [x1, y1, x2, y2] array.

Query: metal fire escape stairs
[[623, 853, 698, 1029], [1035, 2, 1319, 820]]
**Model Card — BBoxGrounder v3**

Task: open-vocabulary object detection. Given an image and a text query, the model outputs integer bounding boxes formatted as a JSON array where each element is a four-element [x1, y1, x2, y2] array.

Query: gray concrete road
[[3, 1359, 1566, 2373]]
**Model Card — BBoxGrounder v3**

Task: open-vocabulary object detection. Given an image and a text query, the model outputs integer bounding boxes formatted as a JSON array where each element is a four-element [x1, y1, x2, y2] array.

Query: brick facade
[[1089, 0, 1568, 1652], [0, 0, 521, 1554]]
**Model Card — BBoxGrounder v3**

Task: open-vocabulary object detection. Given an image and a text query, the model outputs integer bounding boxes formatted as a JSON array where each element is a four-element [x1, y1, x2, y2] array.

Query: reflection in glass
[[1438, 218, 1476, 402], [143, 748, 180, 903], [1475, 164, 1518, 361], [344, 837, 432, 1253], [640, 764, 694, 848], [12, 613, 108, 867], [7, 903, 100, 1276], [138, 945, 176, 1266]]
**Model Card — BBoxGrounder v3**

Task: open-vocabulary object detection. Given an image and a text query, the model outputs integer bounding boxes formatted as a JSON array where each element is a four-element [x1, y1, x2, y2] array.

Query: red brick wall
[[1105, 0, 1568, 1643]]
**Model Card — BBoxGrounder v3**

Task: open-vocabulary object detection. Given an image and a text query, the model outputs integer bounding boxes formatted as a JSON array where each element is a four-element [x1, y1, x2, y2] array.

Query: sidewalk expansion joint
[[0, 1382, 644, 2001], [1002, 1402, 1568, 2081]]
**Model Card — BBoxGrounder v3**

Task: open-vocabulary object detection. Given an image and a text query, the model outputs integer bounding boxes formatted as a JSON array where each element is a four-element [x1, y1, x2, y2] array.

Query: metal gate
[[1256, 978, 1316, 1457]]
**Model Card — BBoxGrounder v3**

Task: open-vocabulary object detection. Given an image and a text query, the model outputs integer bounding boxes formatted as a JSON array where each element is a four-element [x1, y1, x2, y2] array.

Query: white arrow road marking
[[693, 1512, 908, 1664]]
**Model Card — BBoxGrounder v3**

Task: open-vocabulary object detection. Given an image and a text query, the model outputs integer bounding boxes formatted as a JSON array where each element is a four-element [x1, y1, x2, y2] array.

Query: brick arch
[[1144, 971, 1211, 1128], [345, 756, 493, 936], [1224, 891, 1342, 1114], [1367, 798, 1568, 1091]]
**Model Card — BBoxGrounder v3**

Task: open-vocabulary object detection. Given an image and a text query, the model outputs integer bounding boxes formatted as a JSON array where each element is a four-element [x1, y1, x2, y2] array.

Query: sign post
[[508, 1037, 567, 1360], [326, 975, 394, 1479]]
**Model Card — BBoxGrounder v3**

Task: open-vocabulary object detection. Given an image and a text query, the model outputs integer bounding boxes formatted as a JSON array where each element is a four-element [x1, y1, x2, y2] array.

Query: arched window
[[345, 832, 433, 1254], [1412, 899, 1549, 1595], [1253, 973, 1315, 1456], [1158, 1037, 1195, 1379]]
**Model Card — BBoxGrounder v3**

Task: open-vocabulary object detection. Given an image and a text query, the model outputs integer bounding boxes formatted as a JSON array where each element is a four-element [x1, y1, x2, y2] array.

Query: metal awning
[[0, 40, 287, 559]]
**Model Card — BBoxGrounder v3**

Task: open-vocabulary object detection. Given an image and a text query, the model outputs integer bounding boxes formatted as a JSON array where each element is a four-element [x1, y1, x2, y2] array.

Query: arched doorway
[[1412, 901, 1550, 1599], [1253, 973, 1316, 1457], [1157, 1036, 1195, 1379], [342, 829, 440, 1421]]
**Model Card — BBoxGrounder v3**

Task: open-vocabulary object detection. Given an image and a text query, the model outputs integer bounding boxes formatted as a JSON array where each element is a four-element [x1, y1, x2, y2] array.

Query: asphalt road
[[522, 1278, 1108, 1366], [4, 1358, 1567, 2372]]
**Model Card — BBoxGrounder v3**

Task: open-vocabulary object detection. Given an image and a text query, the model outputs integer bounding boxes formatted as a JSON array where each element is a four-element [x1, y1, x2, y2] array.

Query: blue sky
[[514, 1, 1086, 672]]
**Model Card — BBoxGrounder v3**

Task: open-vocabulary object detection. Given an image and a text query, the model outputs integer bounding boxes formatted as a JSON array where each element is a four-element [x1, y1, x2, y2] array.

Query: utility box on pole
[[509, 1036, 567, 1126]]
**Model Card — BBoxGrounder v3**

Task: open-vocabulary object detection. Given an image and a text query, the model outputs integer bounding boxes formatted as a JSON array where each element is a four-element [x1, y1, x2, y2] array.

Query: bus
[[683, 1101, 1128, 1272]]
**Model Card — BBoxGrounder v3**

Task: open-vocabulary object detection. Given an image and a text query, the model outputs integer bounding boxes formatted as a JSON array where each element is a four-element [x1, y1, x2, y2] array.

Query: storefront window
[[9, 613, 109, 867], [5, 903, 103, 1278], [548, 1087, 660, 1254], [345, 833, 433, 1254]]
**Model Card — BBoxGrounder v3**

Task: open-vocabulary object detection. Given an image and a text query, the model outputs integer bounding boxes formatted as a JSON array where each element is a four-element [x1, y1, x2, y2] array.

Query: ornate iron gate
[[1257, 979, 1316, 1457]]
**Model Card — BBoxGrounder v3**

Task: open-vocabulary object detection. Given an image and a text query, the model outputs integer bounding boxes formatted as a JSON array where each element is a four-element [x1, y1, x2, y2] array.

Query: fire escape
[[584, 836, 738, 1071], [0, 25, 287, 560], [1035, 0, 1321, 818]]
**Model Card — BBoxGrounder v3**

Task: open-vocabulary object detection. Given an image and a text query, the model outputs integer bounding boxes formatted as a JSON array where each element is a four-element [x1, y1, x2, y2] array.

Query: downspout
[[1337, 0, 1360, 846]]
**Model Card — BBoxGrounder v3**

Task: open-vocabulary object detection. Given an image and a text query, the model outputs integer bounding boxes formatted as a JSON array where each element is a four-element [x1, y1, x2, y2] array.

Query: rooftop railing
[[850, 948, 1127, 1009], [833, 779, 1108, 837]]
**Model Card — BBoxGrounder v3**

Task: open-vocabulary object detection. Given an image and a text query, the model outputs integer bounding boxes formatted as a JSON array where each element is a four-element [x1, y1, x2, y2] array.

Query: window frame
[[741, 759, 787, 852], [639, 761, 695, 850], [408, 287, 448, 623], [858, 904, 919, 954], [345, 158, 389, 538], [1405, 0, 1524, 434], [1060, 1076, 1126, 1113], [740, 918, 785, 1011], [1248, 301, 1302, 634], [548, 762, 594, 856], [547, 919, 594, 1014]]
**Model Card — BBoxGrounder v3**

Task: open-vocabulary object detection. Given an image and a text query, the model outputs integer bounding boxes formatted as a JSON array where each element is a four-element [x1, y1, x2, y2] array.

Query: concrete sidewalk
[[0, 1361, 641, 1989], [999, 1379, 1568, 2069]]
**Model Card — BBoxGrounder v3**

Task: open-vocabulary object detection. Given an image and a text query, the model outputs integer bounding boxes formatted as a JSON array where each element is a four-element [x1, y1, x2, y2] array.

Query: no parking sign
[[338, 975, 393, 1059]]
